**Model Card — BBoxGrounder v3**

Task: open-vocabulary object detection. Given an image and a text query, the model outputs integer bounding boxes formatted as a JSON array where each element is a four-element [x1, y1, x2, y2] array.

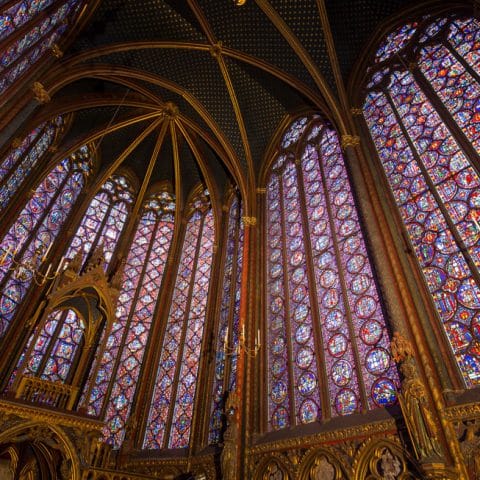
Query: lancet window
[[0, 0, 85, 95], [86, 191, 176, 448], [265, 116, 398, 432], [0, 146, 91, 338], [208, 193, 244, 444], [363, 15, 480, 387], [0, 116, 63, 209], [144, 191, 214, 450]]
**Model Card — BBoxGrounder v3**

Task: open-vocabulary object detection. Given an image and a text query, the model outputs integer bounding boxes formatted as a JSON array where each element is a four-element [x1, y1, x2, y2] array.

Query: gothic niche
[[9, 247, 120, 412]]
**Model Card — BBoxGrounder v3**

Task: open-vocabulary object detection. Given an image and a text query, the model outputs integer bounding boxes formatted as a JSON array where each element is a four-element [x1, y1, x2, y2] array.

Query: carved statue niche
[[221, 392, 240, 480], [11, 246, 120, 411], [262, 460, 287, 480], [390, 332, 443, 462]]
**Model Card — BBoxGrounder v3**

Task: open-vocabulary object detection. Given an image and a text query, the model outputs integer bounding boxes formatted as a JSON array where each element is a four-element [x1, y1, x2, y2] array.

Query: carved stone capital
[[340, 134, 360, 150]]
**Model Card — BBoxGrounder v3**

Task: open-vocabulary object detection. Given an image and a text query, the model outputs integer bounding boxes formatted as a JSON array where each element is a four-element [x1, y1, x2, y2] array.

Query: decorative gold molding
[[248, 418, 397, 454], [0, 400, 103, 430], [51, 43, 63, 59], [350, 107, 363, 116], [340, 134, 360, 150], [444, 403, 480, 421], [32, 82, 51, 104], [242, 216, 257, 226], [256, 188, 266, 194]]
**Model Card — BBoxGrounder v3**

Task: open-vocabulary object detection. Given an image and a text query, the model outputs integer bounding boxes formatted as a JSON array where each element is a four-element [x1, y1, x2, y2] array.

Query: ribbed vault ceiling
[[29, 0, 422, 210]]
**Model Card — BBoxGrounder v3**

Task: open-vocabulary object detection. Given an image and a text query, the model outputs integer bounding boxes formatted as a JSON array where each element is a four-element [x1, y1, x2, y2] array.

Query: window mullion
[[278, 174, 297, 427]]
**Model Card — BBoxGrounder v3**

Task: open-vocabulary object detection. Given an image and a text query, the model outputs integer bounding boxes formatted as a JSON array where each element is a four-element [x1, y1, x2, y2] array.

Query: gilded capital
[[32, 82, 51, 104], [242, 216, 257, 226], [350, 107, 363, 116], [51, 43, 63, 59], [256, 188, 266, 194], [340, 134, 360, 150]]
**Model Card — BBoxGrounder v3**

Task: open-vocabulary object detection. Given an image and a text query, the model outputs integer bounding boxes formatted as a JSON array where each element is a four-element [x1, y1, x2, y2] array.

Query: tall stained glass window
[[66, 174, 134, 268], [0, 0, 84, 96], [144, 191, 214, 449], [363, 15, 480, 387], [8, 174, 134, 389], [0, 116, 63, 209], [0, 146, 91, 338], [208, 193, 244, 444], [265, 116, 398, 431], [86, 191, 176, 448]]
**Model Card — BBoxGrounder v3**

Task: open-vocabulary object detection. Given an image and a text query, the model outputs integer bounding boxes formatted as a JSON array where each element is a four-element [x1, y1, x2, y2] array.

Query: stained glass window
[[0, 146, 91, 339], [266, 116, 398, 432], [0, 0, 84, 96], [9, 174, 134, 390], [363, 15, 480, 387], [85, 191, 175, 448], [208, 193, 244, 444], [144, 192, 214, 449], [66, 174, 134, 268], [0, 116, 63, 209]]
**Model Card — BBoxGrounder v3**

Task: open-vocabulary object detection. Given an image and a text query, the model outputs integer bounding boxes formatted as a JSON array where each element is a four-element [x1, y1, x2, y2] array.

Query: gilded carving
[[340, 134, 360, 149], [31, 82, 50, 104], [242, 216, 257, 226], [221, 393, 240, 480]]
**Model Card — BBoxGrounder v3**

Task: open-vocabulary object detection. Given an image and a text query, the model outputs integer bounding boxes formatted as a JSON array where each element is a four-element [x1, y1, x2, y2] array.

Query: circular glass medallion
[[270, 264, 282, 279], [313, 219, 328, 235], [271, 357, 286, 377], [271, 381, 288, 404], [292, 285, 307, 302], [432, 290, 457, 321], [350, 274, 371, 295], [315, 235, 330, 252], [458, 278, 480, 309], [325, 310, 343, 331], [292, 268, 305, 284], [294, 304, 308, 322], [320, 269, 337, 288], [289, 236, 302, 251], [334, 190, 348, 206], [289, 223, 301, 236], [323, 289, 339, 309], [271, 406, 289, 430], [335, 389, 358, 415], [331, 359, 352, 386], [344, 236, 360, 255], [371, 378, 397, 407], [365, 348, 390, 375], [272, 336, 286, 354], [299, 399, 318, 424], [312, 206, 325, 221], [291, 251, 304, 266], [295, 324, 311, 344], [297, 371, 317, 395], [270, 248, 281, 263], [355, 296, 377, 318], [328, 333, 348, 357], [346, 254, 365, 273], [340, 219, 356, 236], [270, 297, 283, 314], [360, 320, 383, 345], [446, 254, 470, 279], [296, 347, 314, 369]]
